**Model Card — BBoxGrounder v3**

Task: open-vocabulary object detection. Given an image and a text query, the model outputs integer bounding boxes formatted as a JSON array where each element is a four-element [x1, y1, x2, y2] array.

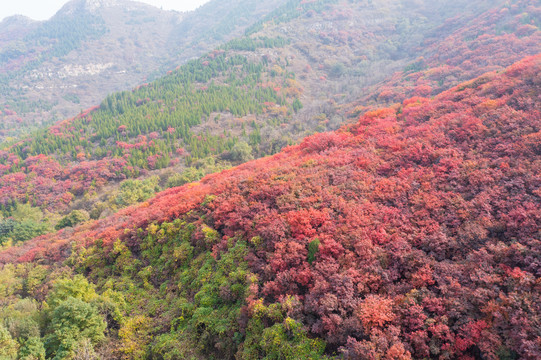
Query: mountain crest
[[81, 0, 119, 11], [0, 14, 37, 26], [55, 0, 121, 16]]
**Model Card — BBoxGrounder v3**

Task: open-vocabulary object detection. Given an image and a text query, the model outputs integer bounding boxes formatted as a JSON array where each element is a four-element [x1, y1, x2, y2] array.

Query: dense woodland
[[0, 0, 540, 359], [0, 54, 540, 359]]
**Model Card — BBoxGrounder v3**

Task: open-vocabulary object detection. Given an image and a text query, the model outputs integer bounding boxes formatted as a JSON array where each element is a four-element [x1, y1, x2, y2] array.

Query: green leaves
[[18, 337, 46, 360], [115, 176, 161, 207], [55, 210, 90, 230], [0, 202, 50, 246], [41, 276, 106, 358], [240, 300, 327, 360], [0, 324, 18, 359], [47, 275, 98, 309], [307, 238, 320, 265], [229, 141, 254, 163], [44, 297, 106, 360], [258, 318, 327, 360]]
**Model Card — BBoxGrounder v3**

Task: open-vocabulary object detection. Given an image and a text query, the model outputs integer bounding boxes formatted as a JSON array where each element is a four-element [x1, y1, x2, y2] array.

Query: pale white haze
[[1, 0, 211, 21]]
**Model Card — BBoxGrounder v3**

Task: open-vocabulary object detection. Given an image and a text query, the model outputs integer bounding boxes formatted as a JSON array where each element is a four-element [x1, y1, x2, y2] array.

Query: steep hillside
[[0, 46, 303, 235], [1, 55, 540, 359], [0, 0, 289, 139]]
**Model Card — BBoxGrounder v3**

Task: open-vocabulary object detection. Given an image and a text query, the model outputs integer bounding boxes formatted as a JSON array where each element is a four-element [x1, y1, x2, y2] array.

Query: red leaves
[[299, 132, 354, 153], [317, 236, 344, 260], [411, 264, 435, 288], [270, 240, 306, 272], [443, 114, 488, 142], [116, 139, 148, 150], [455, 320, 491, 355], [354, 0, 541, 112], [357, 295, 395, 331], [0, 151, 130, 210], [286, 208, 329, 240]]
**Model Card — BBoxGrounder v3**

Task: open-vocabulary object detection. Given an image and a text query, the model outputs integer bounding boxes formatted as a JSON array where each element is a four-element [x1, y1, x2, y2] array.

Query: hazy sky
[[1, 0, 211, 22]]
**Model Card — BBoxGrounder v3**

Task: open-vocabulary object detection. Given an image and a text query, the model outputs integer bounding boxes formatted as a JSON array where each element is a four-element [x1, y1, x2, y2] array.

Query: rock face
[[55, 0, 120, 14], [55, 0, 173, 15]]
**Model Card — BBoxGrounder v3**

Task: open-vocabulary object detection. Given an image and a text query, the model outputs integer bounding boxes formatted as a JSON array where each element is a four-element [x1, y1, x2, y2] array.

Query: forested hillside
[[0, 44, 303, 248], [1, 54, 539, 359]]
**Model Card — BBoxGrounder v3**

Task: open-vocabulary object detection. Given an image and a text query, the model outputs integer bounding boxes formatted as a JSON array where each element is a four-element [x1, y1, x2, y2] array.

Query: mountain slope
[[2, 55, 540, 359]]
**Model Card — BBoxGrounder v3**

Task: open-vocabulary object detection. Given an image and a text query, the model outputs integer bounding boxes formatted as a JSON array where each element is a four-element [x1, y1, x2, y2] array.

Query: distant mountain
[[0, 0, 289, 139]]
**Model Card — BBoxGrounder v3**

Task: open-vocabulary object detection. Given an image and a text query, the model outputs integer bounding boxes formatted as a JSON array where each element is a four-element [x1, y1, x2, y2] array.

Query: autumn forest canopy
[[0, 0, 540, 359]]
